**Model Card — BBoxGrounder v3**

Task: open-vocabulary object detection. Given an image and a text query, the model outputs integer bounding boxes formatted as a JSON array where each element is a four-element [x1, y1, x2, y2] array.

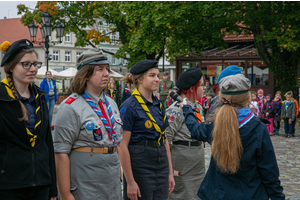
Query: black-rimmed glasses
[[19, 62, 42, 70]]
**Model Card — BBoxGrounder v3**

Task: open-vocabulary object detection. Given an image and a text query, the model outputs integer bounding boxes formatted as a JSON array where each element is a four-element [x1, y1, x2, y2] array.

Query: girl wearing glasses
[[0, 39, 57, 200]]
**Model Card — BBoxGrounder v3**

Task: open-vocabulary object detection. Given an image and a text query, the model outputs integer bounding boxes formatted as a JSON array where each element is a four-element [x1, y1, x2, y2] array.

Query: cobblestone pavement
[[203, 119, 300, 199], [53, 105, 300, 199]]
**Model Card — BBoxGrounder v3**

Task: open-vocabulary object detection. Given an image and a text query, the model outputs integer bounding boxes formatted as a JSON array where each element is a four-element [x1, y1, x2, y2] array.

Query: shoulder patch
[[65, 97, 76, 104]]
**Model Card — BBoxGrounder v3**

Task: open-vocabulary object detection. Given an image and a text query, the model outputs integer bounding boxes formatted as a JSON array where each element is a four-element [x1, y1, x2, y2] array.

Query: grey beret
[[219, 74, 251, 95], [76, 48, 110, 70]]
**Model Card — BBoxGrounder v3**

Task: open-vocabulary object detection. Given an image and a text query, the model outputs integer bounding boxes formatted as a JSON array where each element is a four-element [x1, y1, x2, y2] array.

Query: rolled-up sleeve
[[53, 104, 81, 154]]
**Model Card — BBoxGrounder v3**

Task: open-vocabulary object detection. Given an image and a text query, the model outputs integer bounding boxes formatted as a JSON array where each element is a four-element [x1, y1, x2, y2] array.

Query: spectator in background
[[204, 80, 214, 95], [158, 72, 174, 103], [212, 82, 219, 96], [107, 81, 120, 107], [40, 71, 58, 125], [121, 73, 134, 104]]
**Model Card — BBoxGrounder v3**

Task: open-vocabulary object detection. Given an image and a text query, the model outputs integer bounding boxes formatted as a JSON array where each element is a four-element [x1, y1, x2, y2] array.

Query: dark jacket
[[0, 82, 57, 197], [40, 78, 58, 102], [183, 105, 285, 200], [107, 88, 120, 107], [281, 100, 296, 120], [262, 101, 275, 118], [122, 88, 131, 103]]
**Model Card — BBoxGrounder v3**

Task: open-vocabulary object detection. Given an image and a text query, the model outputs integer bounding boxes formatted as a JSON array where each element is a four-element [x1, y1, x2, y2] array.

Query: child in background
[[198, 93, 206, 108], [257, 89, 266, 118], [292, 95, 299, 136], [262, 94, 275, 136], [249, 91, 259, 116], [281, 91, 296, 137], [165, 89, 176, 109], [273, 91, 283, 135], [203, 92, 215, 119]]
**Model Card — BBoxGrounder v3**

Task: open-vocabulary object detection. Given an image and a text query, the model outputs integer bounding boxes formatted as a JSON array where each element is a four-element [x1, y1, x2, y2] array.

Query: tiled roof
[[224, 33, 254, 42], [0, 18, 43, 48]]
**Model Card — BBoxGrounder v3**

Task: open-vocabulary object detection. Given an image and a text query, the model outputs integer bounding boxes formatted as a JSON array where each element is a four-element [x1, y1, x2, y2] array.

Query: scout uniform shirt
[[158, 79, 174, 96], [53, 90, 123, 200]]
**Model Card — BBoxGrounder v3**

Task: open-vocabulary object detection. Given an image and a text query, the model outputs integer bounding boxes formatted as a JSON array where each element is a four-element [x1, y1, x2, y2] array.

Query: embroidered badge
[[170, 116, 175, 121], [97, 120, 103, 126], [121, 107, 127, 113], [172, 111, 176, 116], [176, 118, 180, 122], [65, 97, 76, 104], [92, 128, 102, 141], [86, 121, 94, 130], [145, 120, 152, 129], [177, 113, 181, 117]]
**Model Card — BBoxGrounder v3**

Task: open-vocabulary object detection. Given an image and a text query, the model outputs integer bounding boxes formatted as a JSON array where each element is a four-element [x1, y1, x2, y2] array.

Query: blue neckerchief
[[238, 108, 256, 129]]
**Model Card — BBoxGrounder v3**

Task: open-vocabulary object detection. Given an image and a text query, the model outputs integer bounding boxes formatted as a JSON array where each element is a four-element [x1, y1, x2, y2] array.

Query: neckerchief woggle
[[82, 92, 118, 144], [1, 77, 40, 147], [238, 108, 255, 129], [132, 88, 167, 145]]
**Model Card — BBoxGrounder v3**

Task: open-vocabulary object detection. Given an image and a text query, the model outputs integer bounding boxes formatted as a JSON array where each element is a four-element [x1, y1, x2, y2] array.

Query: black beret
[[130, 60, 158, 75], [1, 39, 34, 67], [176, 68, 203, 89]]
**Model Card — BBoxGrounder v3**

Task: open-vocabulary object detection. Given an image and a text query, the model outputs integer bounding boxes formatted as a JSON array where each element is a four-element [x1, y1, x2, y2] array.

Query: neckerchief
[[109, 89, 116, 100], [82, 92, 118, 144], [238, 108, 255, 129], [181, 94, 202, 123], [1, 77, 41, 147], [132, 88, 167, 145]]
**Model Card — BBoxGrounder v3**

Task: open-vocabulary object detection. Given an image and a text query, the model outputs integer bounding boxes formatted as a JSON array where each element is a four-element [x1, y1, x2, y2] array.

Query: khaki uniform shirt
[[54, 90, 123, 153], [166, 96, 204, 143], [158, 79, 174, 96]]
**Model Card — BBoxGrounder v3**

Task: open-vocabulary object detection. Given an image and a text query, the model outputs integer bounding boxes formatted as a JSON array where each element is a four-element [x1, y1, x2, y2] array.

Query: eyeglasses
[[19, 62, 42, 70]]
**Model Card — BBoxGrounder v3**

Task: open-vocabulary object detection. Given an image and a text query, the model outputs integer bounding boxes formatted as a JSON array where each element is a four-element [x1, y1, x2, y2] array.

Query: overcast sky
[[0, 1, 37, 19]]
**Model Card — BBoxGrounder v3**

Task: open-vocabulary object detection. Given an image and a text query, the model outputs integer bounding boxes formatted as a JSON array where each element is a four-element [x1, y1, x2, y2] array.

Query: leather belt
[[173, 140, 202, 147], [129, 140, 165, 147], [72, 146, 117, 154]]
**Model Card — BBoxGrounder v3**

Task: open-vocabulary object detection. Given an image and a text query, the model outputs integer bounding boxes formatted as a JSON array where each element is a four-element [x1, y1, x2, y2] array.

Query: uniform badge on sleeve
[[145, 120, 153, 129], [86, 121, 94, 130], [93, 128, 102, 141]]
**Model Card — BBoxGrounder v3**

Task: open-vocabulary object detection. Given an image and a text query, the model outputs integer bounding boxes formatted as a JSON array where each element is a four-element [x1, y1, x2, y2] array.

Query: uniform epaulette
[[65, 97, 76, 104]]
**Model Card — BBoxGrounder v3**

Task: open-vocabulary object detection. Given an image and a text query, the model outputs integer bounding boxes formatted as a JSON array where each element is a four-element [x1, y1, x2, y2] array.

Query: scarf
[[1, 77, 41, 147], [238, 108, 255, 128], [82, 92, 118, 144], [132, 88, 167, 145]]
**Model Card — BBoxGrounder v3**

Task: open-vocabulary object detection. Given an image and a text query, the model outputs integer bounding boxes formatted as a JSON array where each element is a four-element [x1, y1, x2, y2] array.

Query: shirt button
[[1, 170, 4, 173]]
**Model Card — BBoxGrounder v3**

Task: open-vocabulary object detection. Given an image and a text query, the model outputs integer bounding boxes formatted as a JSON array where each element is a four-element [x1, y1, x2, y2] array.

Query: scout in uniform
[[180, 66, 285, 200], [54, 48, 123, 200], [158, 72, 174, 104], [0, 39, 57, 199], [166, 68, 205, 200], [118, 60, 175, 200]]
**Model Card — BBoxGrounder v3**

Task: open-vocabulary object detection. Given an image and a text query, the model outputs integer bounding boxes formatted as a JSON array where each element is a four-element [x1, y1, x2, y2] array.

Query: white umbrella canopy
[[36, 66, 60, 79], [58, 67, 78, 79], [110, 70, 124, 80]]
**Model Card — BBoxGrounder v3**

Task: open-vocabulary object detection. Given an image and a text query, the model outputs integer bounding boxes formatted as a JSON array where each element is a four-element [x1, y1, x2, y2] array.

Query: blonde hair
[[211, 92, 250, 174], [285, 91, 293, 97], [121, 73, 133, 90], [4, 49, 37, 121]]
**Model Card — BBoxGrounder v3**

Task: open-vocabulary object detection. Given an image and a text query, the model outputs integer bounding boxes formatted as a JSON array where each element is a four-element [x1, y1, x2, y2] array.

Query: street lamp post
[[27, 11, 65, 71]]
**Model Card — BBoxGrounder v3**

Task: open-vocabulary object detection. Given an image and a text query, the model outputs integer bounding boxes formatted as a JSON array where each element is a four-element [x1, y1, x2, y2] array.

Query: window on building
[[53, 51, 59, 62], [65, 52, 71, 62], [65, 32, 71, 42], [112, 56, 116, 64], [76, 52, 81, 59]]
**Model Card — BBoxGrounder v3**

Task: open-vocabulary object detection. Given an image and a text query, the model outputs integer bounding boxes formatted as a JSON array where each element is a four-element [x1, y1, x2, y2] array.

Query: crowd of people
[[0, 39, 292, 199]]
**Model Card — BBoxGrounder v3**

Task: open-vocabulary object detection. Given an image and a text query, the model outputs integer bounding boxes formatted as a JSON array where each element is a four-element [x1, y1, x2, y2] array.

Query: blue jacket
[[183, 105, 285, 200], [39, 78, 57, 102], [122, 88, 131, 103]]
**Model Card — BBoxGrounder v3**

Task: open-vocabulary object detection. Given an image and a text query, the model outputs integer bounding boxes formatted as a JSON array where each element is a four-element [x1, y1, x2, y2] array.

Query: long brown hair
[[70, 65, 95, 95], [211, 92, 250, 174], [4, 49, 37, 121]]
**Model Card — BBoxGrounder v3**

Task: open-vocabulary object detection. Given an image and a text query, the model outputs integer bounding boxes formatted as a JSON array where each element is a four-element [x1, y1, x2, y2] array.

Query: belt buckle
[[108, 147, 114, 154], [154, 140, 159, 147]]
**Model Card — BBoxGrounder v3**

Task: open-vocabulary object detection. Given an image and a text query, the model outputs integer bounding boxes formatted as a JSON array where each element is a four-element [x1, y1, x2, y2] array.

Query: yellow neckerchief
[[181, 94, 202, 123], [110, 88, 115, 100], [132, 88, 167, 145], [1, 77, 40, 147]]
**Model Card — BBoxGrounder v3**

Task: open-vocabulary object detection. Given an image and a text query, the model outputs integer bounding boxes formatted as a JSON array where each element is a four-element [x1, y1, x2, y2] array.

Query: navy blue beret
[[130, 60, 158, 75], [1, 39, 34, 67], [176, 68, 203, 90]]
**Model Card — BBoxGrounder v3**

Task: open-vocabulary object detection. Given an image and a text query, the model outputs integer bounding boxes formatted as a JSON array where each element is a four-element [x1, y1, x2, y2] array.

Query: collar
[[139, 91, 159, 106], [85, 90, 106, 104], [238, 108, 255, 129], [18, 86, 35, 103]]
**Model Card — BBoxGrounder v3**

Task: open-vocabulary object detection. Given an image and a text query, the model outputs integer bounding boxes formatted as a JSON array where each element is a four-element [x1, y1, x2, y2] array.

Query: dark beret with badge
[[130, 60, 158, 75], [0, 39, 34, 67], [76, 48, 110, 70], [176, 67, 203, 90]]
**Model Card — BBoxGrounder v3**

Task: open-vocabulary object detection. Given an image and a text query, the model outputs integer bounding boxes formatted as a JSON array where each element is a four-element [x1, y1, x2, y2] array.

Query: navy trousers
[[284, 118, 293, 135], [0, 185, 50, 200]]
